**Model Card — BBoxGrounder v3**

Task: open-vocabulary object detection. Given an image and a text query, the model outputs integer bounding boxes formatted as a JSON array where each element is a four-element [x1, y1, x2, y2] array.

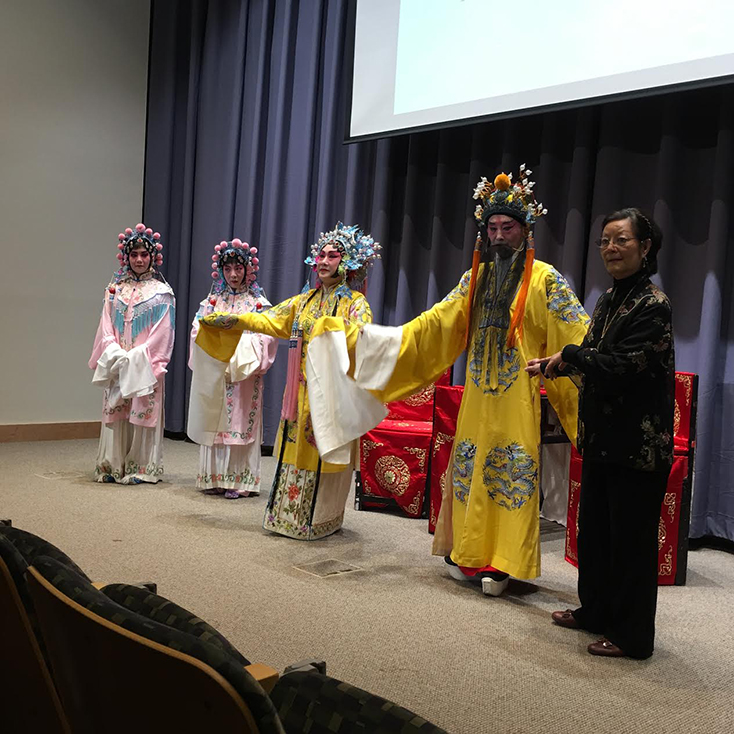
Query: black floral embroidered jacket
[[562, 270, 675, 472]]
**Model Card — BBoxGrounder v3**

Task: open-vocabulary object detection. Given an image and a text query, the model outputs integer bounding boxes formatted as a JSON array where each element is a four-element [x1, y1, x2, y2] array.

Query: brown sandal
[[587, 638, 626, 657], [551, 609, 581, 629]]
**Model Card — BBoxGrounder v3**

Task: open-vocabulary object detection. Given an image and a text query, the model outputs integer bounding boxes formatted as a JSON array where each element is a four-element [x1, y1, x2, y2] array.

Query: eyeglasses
[[595, 236, 638, 250]]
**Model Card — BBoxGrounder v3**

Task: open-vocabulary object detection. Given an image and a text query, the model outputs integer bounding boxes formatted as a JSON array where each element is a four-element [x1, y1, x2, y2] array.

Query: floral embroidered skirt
[[95, 419, 164, 484], [197, 443, 261, 494], [263, 462, 353, 540]]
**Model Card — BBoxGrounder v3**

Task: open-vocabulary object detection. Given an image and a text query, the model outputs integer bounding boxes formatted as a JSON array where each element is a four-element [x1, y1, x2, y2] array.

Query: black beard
[[490, 242, 517, 259]]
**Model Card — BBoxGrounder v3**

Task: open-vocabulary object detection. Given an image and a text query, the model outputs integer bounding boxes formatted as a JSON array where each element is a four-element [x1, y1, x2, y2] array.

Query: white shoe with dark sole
[[481, 576, 509, 597], [447, 564, 479, 583]]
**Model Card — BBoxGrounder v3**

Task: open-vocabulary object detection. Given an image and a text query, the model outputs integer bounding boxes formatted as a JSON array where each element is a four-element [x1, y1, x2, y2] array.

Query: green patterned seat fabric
[[0, 533, 32, 609], [0, 526, 90, 581], [32, 556, 286, 734], [101, 582, 249, 666], [0, 533, 52, 661], [271, 671, 449, 734], [0, 533, 32, 608]]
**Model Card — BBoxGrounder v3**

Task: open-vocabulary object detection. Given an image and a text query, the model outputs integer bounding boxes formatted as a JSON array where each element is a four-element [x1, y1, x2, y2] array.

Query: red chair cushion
[[360, 426, 432, 517], [376, 419, 433, 434]]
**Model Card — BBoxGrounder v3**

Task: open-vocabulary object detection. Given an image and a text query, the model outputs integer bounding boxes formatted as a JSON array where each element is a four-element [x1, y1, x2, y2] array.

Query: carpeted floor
[[1, 437, 732, 734]]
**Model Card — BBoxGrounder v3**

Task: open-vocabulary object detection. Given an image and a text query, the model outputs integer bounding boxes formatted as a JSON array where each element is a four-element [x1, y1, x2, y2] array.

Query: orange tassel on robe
[[507, 235, 535, 348], [464, 233, 483, 348]]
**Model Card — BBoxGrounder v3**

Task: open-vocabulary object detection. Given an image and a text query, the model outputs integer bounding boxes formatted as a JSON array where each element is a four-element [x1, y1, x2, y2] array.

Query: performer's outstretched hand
[[202, 312, 237, 330]]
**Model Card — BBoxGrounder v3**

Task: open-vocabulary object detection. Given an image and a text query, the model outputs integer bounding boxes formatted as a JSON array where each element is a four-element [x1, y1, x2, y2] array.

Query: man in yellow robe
[[354, 167, 589, 594]]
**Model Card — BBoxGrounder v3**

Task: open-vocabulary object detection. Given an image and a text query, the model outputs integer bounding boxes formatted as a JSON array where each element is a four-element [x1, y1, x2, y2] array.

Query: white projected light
[[349, 0, 734, 140]]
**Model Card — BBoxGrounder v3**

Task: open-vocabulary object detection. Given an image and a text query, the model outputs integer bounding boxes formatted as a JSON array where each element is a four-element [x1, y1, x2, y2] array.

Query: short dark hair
[[601, 207, 663, 275]]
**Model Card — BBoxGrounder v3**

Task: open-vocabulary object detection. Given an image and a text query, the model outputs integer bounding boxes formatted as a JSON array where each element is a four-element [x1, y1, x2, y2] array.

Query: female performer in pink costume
[[189, 239, 277, 498], [89, 224, 175, 484]]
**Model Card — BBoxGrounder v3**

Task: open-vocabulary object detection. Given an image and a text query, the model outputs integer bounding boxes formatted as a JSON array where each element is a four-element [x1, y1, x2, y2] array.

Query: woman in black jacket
[[528, 208, 674, 659]]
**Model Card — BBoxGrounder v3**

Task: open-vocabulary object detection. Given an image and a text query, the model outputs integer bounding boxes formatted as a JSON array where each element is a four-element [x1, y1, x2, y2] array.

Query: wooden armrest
[[244, 662, 279, 694], [91, 581, 158, 592]]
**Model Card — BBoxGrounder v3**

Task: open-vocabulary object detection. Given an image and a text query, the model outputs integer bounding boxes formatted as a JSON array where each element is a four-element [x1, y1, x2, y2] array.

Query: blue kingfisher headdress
[[304, 222, 381, 285]]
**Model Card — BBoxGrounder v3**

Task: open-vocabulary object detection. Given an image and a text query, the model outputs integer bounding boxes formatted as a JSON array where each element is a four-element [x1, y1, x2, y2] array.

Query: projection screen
[[348, 0, 734, 141]]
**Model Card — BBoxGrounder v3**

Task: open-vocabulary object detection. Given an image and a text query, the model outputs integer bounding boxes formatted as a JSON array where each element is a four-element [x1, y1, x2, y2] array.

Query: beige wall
[[0, 0, 150, 424]]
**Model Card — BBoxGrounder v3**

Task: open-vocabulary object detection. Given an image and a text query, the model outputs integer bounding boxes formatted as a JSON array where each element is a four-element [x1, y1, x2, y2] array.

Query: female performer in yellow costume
[[203, 223, 379, 540], [355, 168, 589, 594]]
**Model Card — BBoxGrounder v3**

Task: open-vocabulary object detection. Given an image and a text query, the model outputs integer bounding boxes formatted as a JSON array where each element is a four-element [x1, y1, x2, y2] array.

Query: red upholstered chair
[[565, 371, 698, 585], [355, 371, 451, 518]]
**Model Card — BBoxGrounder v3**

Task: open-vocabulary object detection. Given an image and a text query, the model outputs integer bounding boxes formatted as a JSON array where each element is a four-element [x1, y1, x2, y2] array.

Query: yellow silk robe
[[373, 261, 589, 579]]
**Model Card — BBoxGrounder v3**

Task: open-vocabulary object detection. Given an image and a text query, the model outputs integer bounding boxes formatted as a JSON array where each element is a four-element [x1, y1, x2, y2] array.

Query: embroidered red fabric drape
[[357, 373, 451, 518]]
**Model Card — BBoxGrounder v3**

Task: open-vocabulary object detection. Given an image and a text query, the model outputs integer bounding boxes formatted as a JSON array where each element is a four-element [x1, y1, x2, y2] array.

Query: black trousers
[[573, 459, 669, 659]]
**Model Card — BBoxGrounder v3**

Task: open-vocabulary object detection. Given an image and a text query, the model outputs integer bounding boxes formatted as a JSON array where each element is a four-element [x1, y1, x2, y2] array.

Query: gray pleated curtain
[[143, 0, 734, 542]]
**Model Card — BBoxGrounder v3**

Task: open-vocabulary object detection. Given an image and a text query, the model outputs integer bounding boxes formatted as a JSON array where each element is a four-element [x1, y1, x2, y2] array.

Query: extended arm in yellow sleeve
[[360, 274, 471, 404], [197, 297, 296, 362]]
